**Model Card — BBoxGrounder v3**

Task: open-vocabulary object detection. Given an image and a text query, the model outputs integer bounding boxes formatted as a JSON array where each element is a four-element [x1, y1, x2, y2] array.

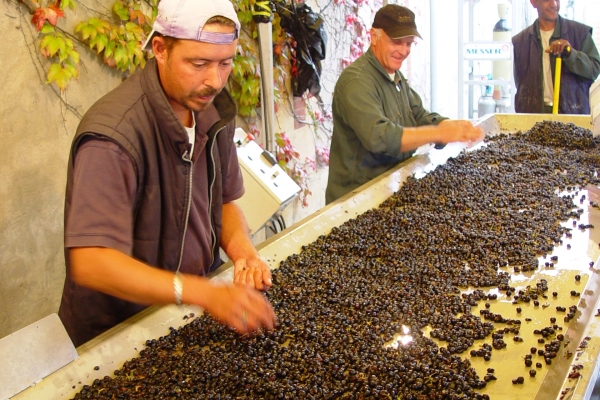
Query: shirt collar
[[366, 48, 404, 85]]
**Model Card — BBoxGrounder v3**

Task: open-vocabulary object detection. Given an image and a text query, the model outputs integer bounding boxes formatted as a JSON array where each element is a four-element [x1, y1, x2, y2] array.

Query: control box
[[234, 128, 300, 234]]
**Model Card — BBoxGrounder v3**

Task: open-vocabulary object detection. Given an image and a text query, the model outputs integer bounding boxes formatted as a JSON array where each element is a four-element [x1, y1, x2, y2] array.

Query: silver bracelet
[[173, 273, 183, 305]]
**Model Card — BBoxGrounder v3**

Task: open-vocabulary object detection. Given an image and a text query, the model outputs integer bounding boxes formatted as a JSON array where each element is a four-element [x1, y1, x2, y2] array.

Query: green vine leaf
[[237, 10, 253, 25], [104, 40, 116, 59], [61, 0, 76, 11], [89, 34, 109, 53], [241, 80, 251, 99], [47, 61, 78, 90], [58, 37, 75, 62], [64, 60, 78, 77], [113, 44, 127, 66], [113, 0, 130, 21], [39, 21, 80, 90], [75, 1, 150, 75], [125, 22, 145, 41], [40, 32, 64, 58], [75, 18, 110, 41], [68, 48, 80, 65], [40, 23, 55, 34]]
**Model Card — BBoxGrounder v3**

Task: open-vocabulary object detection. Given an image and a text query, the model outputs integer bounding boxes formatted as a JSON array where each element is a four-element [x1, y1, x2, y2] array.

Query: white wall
[[430, 0, 460, 118]]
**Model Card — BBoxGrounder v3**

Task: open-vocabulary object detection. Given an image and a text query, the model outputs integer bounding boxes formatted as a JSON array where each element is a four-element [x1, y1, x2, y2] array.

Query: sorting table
[[12, 113, 600, 400]]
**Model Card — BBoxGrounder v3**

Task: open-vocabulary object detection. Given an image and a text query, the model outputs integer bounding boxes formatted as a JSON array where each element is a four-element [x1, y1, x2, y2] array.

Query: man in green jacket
[[326, 4, 484, 204]]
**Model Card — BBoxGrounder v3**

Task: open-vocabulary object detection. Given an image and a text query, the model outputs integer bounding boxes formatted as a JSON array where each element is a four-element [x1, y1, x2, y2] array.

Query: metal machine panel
[[233, 128, 300, 234]]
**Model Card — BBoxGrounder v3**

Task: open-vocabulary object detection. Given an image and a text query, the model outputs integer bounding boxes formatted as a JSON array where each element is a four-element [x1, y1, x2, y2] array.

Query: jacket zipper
[[208, 127, 226, 267], [176, 149, 193, 274]]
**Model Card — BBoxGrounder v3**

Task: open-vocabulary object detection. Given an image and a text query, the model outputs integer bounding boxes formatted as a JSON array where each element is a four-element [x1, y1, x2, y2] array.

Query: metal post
[[253, 2, 276, 153], [458, 0, 464, 119], [468, 0, 477, 120]]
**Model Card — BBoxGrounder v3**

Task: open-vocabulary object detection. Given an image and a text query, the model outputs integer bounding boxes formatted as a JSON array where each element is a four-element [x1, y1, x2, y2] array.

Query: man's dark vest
[[512, 16, 593, 114]]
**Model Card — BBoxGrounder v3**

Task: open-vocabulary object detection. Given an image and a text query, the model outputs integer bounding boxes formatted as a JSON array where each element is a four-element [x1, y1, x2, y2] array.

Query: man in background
[[512, 0, 600, 114], [326, 4, 484, 204]]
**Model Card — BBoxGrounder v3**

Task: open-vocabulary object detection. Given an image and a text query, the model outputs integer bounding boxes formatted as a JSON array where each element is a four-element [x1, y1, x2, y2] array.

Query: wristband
[[173, 273, 183, 305]]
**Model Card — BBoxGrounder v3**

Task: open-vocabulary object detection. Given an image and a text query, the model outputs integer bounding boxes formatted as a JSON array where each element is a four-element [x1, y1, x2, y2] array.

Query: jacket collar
[[531, 15, 564, 38], [365, 47, 407, 86]]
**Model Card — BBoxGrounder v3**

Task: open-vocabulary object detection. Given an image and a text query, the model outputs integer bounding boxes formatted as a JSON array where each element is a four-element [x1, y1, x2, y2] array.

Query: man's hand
[[547, 39, 571, 56], [203, 283, 277, 334], [438, 120, 485, 146], [233, 255, 272, 292]]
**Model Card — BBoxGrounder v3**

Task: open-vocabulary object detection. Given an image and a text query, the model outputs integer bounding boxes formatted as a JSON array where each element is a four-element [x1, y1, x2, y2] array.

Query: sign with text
[[464, 42, 512, 60]]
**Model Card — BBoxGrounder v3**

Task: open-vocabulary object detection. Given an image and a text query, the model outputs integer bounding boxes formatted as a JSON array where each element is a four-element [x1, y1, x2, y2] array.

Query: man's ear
[[152, 36, 167, 63], [370, 28, 377, 46]]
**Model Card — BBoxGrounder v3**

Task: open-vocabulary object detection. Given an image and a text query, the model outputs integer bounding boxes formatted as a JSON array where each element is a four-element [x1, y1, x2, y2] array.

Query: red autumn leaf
[[274, 43, 283, 57], [31, 4, 65, 31], [129, 9, 145, 24]]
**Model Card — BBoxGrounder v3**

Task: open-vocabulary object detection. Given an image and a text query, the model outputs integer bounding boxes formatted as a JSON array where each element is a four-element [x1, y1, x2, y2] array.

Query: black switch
[[261, 150, 277, 166]]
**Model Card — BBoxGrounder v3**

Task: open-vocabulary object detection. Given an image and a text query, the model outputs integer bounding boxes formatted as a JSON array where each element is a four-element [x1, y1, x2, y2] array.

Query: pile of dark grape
[[73, 121, 600, 399]]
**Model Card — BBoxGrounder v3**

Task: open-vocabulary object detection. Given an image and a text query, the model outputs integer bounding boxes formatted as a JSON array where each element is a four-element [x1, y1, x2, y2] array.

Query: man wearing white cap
[[326, 4, 484, 204], [59, 0, 276, 347]]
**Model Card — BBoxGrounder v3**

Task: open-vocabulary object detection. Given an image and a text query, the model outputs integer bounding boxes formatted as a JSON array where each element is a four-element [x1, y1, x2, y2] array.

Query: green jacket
[[326, 48, 447, 204]]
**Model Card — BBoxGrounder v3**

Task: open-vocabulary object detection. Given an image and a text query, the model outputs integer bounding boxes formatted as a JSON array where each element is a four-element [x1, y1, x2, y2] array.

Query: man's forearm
[[69, 247, 214, 308], [220, 201, 259, 262], [400, 120, 484, 152], [400, 125, 444, 152]]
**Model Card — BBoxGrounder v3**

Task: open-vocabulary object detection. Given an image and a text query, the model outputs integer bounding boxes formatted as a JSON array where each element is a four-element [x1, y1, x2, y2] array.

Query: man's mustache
[[192, 88, 219, 97]]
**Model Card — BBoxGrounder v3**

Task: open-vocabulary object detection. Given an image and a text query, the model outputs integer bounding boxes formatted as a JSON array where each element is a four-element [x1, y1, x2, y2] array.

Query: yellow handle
[[552, 46, 569, 114], [552, 56, 562, 114]]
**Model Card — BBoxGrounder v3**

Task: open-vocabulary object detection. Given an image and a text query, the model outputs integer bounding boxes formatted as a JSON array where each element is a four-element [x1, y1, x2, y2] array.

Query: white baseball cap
[[143, 0, 241, 50]]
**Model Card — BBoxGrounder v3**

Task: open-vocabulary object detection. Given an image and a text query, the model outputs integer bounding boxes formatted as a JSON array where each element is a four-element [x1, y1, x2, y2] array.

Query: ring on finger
[[241, 310, 248, 327]]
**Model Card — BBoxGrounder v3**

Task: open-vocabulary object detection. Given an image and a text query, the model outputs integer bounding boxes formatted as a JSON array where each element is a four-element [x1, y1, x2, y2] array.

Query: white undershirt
[[185, 113, 196, 154], [540, 29, 555, 104], [389, 72, 400, 91]]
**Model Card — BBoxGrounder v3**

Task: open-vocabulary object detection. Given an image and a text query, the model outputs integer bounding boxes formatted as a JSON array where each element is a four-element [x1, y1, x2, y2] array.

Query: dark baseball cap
[[372, 4, 422, 40]]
